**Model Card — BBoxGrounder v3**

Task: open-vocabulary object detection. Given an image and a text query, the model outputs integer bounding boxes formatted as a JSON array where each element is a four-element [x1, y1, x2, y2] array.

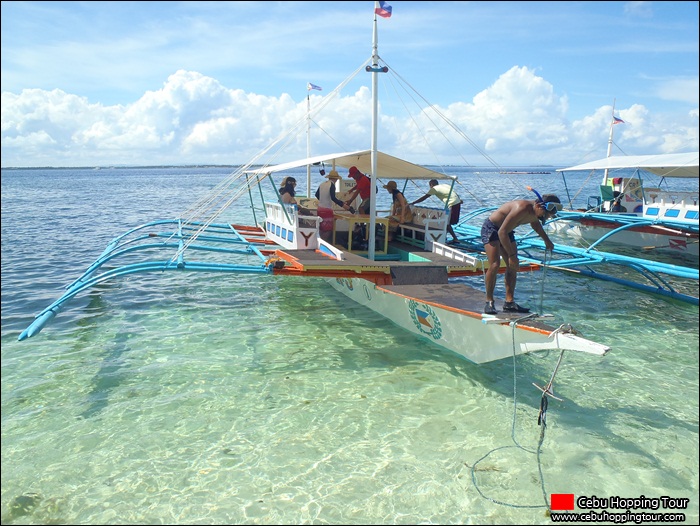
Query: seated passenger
[[383, 180, 413, 241]]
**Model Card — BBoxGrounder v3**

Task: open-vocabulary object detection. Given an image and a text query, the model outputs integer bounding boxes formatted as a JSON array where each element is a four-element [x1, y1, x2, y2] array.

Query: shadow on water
[[271, 278, 698, 485], [77, 334, 130, 419], [73, 291, 132, 419]]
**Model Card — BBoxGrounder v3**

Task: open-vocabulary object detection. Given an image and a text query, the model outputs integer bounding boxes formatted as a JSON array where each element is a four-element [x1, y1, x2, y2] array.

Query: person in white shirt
[[411, 179, 462, 243], [315, 170, 348, 242]]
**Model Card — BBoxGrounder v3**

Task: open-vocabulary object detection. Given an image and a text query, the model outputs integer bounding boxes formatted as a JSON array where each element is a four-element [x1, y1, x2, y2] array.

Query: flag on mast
[[375, 1, 392, 18], [307, 83, 322, 91], [613, 116, 624, 124]]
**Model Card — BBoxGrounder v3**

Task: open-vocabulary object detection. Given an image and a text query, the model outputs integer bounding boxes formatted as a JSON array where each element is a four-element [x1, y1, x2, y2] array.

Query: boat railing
[[643, 190, 700, 224], [646, 190, 699, 207], [432, 242, 487, 270], [264, 201, 320, 250]]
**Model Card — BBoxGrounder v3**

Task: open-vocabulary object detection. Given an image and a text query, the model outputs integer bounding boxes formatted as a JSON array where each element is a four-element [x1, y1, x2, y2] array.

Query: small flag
[[613, 116, 624, 124], [375, 1, 392, 18], [550, 494, 575, 511], [307, 83, 322, 91]]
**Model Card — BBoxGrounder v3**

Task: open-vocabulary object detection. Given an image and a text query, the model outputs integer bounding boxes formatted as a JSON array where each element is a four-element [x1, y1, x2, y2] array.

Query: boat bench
[[396, 205, 448, 249]]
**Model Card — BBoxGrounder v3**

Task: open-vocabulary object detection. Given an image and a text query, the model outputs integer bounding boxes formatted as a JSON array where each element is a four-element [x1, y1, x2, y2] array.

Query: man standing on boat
[[343, 166, 372, 214], [411, 179, 462, 243], [481, 197, 558, 315]]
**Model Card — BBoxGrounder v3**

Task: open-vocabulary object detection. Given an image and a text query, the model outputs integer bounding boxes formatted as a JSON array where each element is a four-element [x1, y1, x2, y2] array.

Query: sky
[[1, 1, 698, 168]]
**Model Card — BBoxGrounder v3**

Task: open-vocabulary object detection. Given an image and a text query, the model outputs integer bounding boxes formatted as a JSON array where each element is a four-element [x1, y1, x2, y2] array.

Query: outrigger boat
[[446, 113, 698, 306], [453, 207, 699, 306], [18, 5, 610, 364], [548, 107, 698, 259], [553, 152, 699, 258]]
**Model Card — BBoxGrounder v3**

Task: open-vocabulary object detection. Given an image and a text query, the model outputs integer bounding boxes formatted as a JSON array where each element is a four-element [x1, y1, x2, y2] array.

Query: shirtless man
[[481, 198, 557, 314]]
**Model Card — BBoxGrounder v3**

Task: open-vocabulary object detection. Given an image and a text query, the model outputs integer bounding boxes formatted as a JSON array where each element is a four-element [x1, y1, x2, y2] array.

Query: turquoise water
[[2, 167, 698, 524]]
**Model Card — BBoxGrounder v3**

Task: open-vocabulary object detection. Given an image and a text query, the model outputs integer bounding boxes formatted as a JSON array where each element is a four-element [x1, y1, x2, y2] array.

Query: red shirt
[[353, 174, 371, 199]]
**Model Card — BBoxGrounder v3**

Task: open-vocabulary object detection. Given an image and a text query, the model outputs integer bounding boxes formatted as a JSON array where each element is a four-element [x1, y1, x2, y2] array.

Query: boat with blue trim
[[553, 152, 699, 258], [18, 7, 611, 365]]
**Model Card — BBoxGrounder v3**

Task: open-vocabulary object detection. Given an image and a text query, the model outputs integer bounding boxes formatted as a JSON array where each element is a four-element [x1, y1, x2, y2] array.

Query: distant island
[[499, 170, 551, 174]]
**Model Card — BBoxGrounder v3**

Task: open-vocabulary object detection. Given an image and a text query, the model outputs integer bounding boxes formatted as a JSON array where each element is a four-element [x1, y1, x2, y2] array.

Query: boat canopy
[[246, 149, 456, 181], [557, 152, 699, 178]]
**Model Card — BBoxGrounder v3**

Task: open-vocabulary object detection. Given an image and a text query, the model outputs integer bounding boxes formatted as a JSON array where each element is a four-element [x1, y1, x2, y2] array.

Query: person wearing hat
[[343, 166, 372, 214], [383, 180, 413, 241], [480, 195, 557, 315], [315, 169, 347, 242]]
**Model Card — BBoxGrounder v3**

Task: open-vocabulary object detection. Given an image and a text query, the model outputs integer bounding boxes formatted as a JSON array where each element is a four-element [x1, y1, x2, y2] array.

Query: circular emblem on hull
[[408, 300, 442, 339]]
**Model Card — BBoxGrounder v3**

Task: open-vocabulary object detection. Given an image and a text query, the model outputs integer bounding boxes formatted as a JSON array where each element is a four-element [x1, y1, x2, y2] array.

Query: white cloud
[[654, 77, 700, 105], [2, 67, 698, 168], [624, 1, 653, 18]]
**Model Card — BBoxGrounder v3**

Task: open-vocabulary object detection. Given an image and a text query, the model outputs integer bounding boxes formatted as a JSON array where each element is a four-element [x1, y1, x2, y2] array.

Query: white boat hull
[[327, 277, 609, 364], [552, 219, 699, 257]]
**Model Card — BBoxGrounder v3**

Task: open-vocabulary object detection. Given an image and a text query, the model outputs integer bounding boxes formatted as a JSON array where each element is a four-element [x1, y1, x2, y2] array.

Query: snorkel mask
[[527, 186, 557, 224]]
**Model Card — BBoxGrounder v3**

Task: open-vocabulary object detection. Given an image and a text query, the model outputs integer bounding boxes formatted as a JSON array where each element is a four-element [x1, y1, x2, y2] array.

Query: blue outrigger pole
[[19, 219, 276, 341]]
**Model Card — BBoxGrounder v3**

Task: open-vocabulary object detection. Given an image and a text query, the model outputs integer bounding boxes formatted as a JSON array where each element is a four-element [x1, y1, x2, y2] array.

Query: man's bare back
[[488, 200, 539, 232]]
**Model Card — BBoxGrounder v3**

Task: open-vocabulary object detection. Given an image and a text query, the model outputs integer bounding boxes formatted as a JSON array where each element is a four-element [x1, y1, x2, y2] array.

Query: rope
[[537, 249, 551, 314], [469, 314, 570, 515]]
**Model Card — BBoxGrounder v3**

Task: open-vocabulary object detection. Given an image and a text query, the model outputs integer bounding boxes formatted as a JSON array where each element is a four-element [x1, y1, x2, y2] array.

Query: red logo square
[[550, 493, 575, 511]]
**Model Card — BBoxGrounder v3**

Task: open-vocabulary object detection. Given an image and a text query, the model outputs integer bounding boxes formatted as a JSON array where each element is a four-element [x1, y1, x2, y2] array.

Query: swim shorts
[[481, 218, 515, 245]]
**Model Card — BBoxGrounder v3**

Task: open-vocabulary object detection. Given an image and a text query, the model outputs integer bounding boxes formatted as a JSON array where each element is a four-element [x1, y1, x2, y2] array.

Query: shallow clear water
[[2, 167, 698, 524]]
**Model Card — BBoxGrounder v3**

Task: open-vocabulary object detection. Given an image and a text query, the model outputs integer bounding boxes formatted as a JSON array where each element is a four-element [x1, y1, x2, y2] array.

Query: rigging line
[[383, 67, 497, 206], [180, 171, 249, 224], [178, 56, 372, 236], [562, 169, 598, 207], [308, 118, 347, 151], [378, 64, 488, 206], [179, 158, 274, 224], [383, 59, 555, 204], [452, 178, 486, 207], [385, 60, 502, 169], [173, 94, 340, 249], [178, 70, 353, 225], [165, 172, 265, 253], [172, 167, 258, 238], [171, 173, 273, 260], [382, 64, 469, 173]]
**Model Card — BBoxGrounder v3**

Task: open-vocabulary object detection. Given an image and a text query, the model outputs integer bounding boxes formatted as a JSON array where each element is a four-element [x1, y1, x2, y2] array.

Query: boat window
[[664, 209, 680, 218], [645, 207, 660, 217], [684, 211, 699, 220]]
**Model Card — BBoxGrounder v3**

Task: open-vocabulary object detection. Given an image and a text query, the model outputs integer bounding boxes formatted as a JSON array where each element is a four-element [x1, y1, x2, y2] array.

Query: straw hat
[[383, 180, 397, 190], [327, 170, 340, 180]]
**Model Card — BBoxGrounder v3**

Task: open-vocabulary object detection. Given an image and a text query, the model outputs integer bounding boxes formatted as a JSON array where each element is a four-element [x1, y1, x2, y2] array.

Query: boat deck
[[273, 241, 488, 282], [273, 242, 552, 330], [379, 282, 554, 330]]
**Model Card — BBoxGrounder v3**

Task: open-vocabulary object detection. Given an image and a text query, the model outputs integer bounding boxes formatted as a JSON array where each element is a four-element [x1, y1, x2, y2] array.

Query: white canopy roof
[[246, 150, 456, 181], [557, 152, 699, 178]]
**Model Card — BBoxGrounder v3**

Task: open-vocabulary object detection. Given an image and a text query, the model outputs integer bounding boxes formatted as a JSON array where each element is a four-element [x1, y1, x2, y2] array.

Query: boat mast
[[603, 99, 616, 187], [367, 3, 387, 260], [306, 86, 312, 196]]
